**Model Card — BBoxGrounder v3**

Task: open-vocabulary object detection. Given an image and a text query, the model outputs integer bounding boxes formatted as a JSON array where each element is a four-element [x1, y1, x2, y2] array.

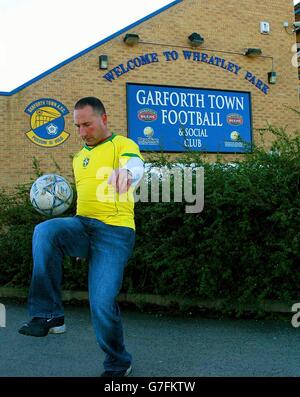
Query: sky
[[0, 0, 299, 92], [0, 0, 173, 92]]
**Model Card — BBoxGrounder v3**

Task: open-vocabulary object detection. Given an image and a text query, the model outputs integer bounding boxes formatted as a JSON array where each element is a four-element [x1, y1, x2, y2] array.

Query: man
[[19, 97, 144, 377]]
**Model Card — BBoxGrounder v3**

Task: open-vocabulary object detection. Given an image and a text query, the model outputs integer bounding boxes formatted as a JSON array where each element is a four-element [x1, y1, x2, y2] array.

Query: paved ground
[[1, 299, 300, 377]]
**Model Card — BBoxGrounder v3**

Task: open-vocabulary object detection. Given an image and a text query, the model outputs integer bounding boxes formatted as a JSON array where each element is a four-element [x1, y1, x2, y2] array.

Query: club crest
[[25, 98, 70, 147], [83, 157, 90, 168]]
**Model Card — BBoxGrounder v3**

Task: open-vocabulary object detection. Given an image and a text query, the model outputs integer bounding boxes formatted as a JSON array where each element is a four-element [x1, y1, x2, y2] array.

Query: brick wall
[[0, 0, 299, 191]]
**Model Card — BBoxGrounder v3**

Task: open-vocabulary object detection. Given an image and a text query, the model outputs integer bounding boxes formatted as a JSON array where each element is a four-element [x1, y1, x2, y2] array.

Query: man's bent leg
[[87, 219, 135, 372], [28, 216, 89, 318]]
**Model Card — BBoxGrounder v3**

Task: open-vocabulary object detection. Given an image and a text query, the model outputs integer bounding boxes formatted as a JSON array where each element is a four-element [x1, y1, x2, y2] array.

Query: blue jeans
[[28, 215, 135, 371]]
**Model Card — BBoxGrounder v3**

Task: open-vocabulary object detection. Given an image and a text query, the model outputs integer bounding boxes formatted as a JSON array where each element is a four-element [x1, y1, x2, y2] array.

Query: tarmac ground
[[1, 298, 300, 378]]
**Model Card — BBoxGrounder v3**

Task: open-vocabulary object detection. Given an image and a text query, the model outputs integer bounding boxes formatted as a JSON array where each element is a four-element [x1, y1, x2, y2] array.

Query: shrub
[[0, 117, 299, 315]]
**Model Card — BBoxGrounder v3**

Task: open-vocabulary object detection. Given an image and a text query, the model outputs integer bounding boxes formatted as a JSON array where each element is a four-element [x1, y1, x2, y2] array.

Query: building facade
[[0, 0, 299, 190]]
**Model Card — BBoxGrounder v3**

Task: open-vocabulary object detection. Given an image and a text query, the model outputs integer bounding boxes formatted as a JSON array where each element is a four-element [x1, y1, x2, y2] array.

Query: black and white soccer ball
[[30, 174, 73, 216]]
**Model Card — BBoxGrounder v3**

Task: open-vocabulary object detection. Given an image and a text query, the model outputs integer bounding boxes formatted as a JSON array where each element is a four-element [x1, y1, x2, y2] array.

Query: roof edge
[[0, 0, 182, 97]]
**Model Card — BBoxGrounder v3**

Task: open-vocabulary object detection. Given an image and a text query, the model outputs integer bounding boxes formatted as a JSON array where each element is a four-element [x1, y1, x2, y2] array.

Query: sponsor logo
[[137, 126, 159, 145], [143, 126, 154, 137], [227, 113, 243, 126], [138, 108, 158, 122], [25, 98, 70, 148], [230, 131, 240, 141]]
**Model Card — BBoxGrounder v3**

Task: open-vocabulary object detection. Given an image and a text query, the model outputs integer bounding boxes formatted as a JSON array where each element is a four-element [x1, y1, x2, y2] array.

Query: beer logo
[[25, 98, 70, 147], [138, 108, 157, 122], [226, 113, 243, 126]]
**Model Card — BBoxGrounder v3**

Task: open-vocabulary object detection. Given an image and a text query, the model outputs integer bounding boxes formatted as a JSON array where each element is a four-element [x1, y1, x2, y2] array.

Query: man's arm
[[108, 157, 144, 194]]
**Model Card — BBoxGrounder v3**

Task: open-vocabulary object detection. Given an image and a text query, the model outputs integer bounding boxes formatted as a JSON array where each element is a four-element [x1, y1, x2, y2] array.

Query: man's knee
[[90, 287, 119, 312], [33, 218, 64, 241]]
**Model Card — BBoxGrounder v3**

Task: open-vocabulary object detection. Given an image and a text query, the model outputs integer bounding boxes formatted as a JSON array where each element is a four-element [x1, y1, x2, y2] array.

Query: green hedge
[[0, 118, 299, 315]]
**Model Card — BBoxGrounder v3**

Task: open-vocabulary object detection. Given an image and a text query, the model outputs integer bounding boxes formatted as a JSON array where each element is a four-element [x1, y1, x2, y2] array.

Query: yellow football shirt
[[73, 133, 144, 230]]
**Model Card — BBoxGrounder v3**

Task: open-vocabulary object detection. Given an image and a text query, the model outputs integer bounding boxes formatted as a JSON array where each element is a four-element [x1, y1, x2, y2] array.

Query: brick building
[[0, 0, 299, 191]]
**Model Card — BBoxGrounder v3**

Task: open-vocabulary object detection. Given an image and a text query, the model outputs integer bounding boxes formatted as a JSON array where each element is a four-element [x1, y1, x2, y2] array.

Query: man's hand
[[108, 169, 133, 194]]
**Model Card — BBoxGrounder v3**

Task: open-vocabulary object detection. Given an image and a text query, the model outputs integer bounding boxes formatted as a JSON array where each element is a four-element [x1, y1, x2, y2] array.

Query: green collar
[[83, 133, 116, 151]]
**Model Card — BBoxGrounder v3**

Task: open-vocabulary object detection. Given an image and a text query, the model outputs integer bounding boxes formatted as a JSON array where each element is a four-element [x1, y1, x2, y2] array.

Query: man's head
[[74, 97, 109, 146]]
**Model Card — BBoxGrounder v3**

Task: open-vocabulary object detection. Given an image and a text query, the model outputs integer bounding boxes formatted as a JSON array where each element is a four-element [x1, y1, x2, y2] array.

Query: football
[[30, 174, 73, 216]]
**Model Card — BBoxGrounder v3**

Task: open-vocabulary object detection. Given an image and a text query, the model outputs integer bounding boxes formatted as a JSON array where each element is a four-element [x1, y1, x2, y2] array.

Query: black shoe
[[100, 365, 132, 377], [18, 316, 66, 337]]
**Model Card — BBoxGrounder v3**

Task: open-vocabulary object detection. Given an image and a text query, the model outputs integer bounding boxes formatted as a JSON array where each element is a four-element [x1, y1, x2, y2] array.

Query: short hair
[[74, 97, 106, 115]]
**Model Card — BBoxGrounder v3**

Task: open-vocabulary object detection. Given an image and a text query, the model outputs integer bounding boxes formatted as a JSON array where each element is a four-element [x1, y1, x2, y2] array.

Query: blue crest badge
[[25, 98, 70, 147]]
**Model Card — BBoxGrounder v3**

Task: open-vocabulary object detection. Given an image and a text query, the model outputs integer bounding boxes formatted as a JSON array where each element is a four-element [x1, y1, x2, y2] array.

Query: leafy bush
[[0, 116, 299, 315]]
